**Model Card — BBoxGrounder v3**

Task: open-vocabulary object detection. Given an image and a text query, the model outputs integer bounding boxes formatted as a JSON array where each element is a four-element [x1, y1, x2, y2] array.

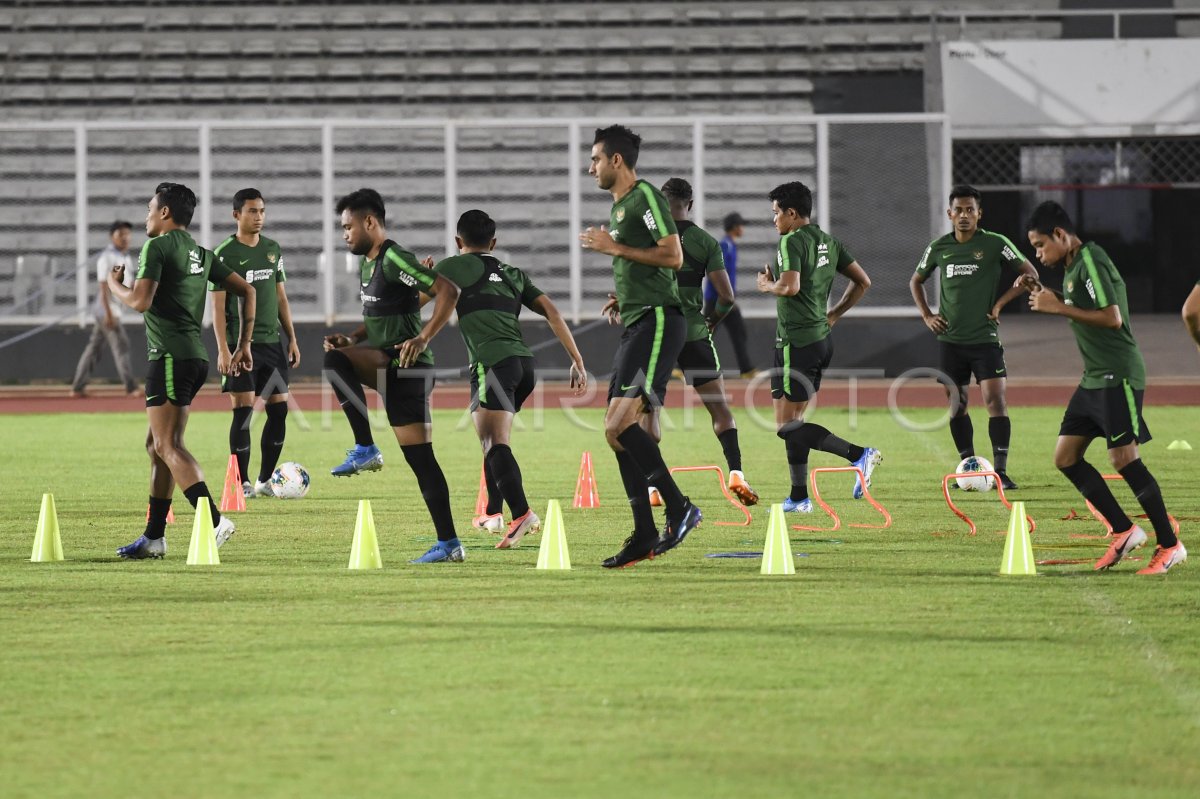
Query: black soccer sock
[[485, 444, 530, 519], [400, 443, 457, 542], [483, 458, 504, 516], [616, 425, 687, 519], [988, 416, 1011, 473], [949, 414, 975, 459], [258, 402, 288, 483], [145, 495, 172, 540], [1118, 459, 1178, 548], [324, 348, 374, 447], [801, 422, 865, 464], [785, 439, 810, 502], [183, 481, 222, 527], [717, 427, 743, 473], [615, 450, 658, 542], [230, 406, 253, 485], [1060, 460, 1132, 534]]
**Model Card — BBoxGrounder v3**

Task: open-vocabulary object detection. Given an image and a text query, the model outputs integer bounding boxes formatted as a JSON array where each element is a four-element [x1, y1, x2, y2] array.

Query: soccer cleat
[[496, 509, 541, 550], [117, 535, 166, 560], [648, 486, 663, 507], [781, 496, 813, 513], [852, 447, 883, 499], [331, 444, 384, 477], [409, 538, 466, 564], [1136, 542, 1187, 575], [653, 499, 703, 557], [241, 480, 254, 499], [252, 480, 275, 498], [997, 471, 1018, 490], [728, 470, 759, 506], [602, 533, 657, 569], [1093, 525, 1148, 571], [214, 515, 235, 548], [472, 512, 505, 534]]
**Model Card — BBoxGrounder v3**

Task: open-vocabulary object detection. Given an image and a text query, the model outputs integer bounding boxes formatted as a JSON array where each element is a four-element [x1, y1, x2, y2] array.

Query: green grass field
[[2, 403, 1199, 798]]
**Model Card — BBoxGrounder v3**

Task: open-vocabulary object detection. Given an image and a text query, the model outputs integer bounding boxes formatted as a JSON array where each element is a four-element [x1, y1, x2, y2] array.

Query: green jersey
[[359, 240, 437, 365], [433, 253, 545, 368], [136, 229, 232, 361], [608, 179, 680, 327], [211, 235, 285, 347], [1062, 242, 1145, 390], [915, 228, 1026, 345], [675, 219, 726, 342], [772, 224, 854, 349]]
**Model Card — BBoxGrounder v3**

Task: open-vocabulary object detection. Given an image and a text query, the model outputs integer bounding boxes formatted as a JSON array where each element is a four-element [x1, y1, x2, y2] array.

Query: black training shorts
[[771, 337, 833, 402], [222, 341, 290, 397], [1059, 383, 1152, 449], [940, 341, 1007, 386], [145, 356, 209, 408], [470, 355, 537, 413], [383, 356, 435, 427], [607, 306, 686, 407], [676, 335, 721, 387]]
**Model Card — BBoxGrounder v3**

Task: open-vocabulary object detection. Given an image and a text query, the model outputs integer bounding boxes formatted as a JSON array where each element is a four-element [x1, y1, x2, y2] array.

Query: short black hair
[[336, 188, 386, 225], [722, 212, 746, 232], [949, 184, 982, 205], [768, 181, 813, 218], [109, 220, 132, 235], [594, 124, 641, 169], [661, 177, 692, 202], [1026, 201, 1076, 236], [233, 187, 264, 211], [154, 182, 197, 227], [457, 209, 496, 248]]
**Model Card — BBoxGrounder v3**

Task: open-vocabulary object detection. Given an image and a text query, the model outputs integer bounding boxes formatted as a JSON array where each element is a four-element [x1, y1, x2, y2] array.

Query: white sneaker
[[253, 479, 275, 498], [214, 515, 236, 548]]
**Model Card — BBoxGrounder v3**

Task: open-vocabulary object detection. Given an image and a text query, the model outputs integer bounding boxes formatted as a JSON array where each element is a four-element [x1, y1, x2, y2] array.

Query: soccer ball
[[270, 462, 311, 499], [954, 456, 996, 492]]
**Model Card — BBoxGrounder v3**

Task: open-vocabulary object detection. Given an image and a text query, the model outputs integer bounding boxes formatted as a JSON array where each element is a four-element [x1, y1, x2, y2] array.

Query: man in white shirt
[[70, 220, 141, 397]]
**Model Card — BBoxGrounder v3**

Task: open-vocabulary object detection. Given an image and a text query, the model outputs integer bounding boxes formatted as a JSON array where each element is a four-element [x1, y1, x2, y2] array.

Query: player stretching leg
[[757, 182, 878, 512], [429, 210, 587, 548], [581, 125, 702, 568], [109, 183, 256, 558], [322, 189, 465, 564], [1024, 201, 1185, 574], [211, 189, 300, 498], [910, 185, 1038, 489]]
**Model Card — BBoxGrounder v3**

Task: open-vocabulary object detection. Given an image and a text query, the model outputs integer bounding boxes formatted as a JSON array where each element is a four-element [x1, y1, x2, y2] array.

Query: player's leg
[[941, 343, 975, 461], [124, 425, 175, 559], [227, 389, 254, 496], [254, 344, 291, 495], [774, 390, 813, 512], [480, 358, 540, 549], [682, 335, 757, 504], [324, 345, 388, 476], [975, 342, 1015, 489]]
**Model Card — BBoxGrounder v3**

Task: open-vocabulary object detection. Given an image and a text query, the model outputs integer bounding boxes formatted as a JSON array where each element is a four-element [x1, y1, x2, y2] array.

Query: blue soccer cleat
[[117, 535, 166, 560], [852, 447, 883, 499], [330, 444, 384, 477], [653, 498, 702, 557], [781, 497, 813, 513], [409, 538, 466, 564]]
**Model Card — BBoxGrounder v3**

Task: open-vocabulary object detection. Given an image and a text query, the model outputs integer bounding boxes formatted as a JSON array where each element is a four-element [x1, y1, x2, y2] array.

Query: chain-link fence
[[956, 137, 1200, 189]]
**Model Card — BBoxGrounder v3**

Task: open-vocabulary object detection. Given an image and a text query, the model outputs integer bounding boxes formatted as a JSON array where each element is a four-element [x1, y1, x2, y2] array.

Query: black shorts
[[383, 358, 435, 427], [470, 355, 536, 413], [677, 336, 721, 387], [222, 341, 290, 397], [145, 356, 209, 408], [1059, 383, 1152, 449], [607, 306, 686, 406], [771, 338, 833, 402], [940, 341, 1007, 386]]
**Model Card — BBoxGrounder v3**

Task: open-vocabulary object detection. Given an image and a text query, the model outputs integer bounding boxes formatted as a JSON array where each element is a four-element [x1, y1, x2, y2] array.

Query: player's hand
[[323, 333, 352, 352], [1027, 285, 1062, 314], [986, 305, 1002, 323], [420, 255, 435, 269], [756, 266, 774, 293], [232, 344, 253, 376], [397, 335, 428, 368], [110, 263, 125, 286], [600, 293, 620, 325], [569, 359, 587, 395], [1015, 274, 1042, 293], [288, 341, 301, 368], [827, 312, 840, 328], [217, 349, 233, 376], [923, 313, 948, 334], [580, 225, 616, 255]]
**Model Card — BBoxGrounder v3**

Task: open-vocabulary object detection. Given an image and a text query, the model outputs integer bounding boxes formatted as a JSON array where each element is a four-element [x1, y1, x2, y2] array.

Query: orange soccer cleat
[[1136, 542, 1187, 575], [1093, 525, 1147, 571], [727, 470, 759, 506]]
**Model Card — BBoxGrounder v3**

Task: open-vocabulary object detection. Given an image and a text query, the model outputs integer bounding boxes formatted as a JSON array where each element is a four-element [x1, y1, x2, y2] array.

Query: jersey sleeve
[[135, 238, 165, 282], [274, 242, 286, 283], [207, 249, 234, 289], [835, 240, 855, 273], [432, 254, 479, 290], [635, 184, 678, 241], [704, 233, 726, 275], [384, 246, 436, 291], [1080, 247, 1118, 310], [992, 233, 1025, 267], [914, 241, 937, 278], [517, 269, 545, 308], [777, 233, 804, 274]]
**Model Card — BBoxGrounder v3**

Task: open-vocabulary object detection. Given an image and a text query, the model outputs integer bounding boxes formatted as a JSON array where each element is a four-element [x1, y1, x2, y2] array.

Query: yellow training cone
[[535, 499, 570, 570], [1167, 440, 1192, 451], [999, 501, 1036, 576], [186, 500, 221, 566], [31, 493, 64, 562], [348, 499, 383, 570], [760, 504, 795, 575]]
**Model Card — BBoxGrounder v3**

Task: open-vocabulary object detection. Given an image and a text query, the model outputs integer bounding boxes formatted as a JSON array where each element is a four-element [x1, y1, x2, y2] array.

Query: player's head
[[661, 177, 693, 217], [948, 184, 982, 234], [336, 188, 387, 255], [232, 188, 265, 236], [109, 220, 133, 251], [768, 182, 812, 235], [590, 125, 641, 189], [147, 182, 196, 235], [456, 209, 497, 252], [723, 212, 746, 238], [1026, 201, 1077, 268]]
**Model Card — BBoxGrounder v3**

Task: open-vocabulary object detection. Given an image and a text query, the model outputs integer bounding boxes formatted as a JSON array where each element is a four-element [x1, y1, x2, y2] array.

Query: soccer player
[[1183, 280, 1200, 351], [322, 188, 465, 564], [211, 189, 300, 498], [911, 185, 1038, 490], [108, 182, 256, 559], [756, 181, 879, 512], [431, 210, 587, 549], [580, 124, 702, 568], [1024, 201, 1185, 574], [651, 177, 758, 506], [70, 220, 141, 398]]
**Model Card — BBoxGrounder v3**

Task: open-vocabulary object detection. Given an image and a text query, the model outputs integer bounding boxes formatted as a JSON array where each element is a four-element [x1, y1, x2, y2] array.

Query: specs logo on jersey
[[817, 255, 830, 268], [188, 249, 203, 275], [643, 209, 658, 232], [945, 264, 980, 278], [488, 273, 503, 283], [615, 208, 626, 223]]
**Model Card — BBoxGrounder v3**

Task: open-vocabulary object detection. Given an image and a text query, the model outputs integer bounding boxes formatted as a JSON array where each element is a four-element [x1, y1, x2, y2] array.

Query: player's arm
[[1181, 284, 1200, 350], [1027, 287, 1121, 329], [757, 265, 799, 296], [529, 294, 587, 393], [910, 246, 947, 334], [276, 282, 300, 368], [324, 324, 368, 351], [211, 288, 233, 375], [828, 262, 871, 327], [989, 260, 1040, 321], [580, 227, 683, 271], [705, 269, 736, 329], [107, 264, 157, 313], [220, 272, 257, 374], [397, 274, 460, 367]]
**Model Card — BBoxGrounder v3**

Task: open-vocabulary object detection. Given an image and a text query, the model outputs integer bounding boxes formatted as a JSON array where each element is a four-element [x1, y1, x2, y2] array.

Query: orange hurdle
[[941, 471, 1035, 536], [1080, 473, 1179, 538], [668, 465, 752, 527], [792, 466, 892, 533]]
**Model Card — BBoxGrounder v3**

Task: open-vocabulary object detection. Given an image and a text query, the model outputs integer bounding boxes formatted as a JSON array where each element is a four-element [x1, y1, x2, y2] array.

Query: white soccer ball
[[955, 456, 996, 492], [270, 462, 311, 499]]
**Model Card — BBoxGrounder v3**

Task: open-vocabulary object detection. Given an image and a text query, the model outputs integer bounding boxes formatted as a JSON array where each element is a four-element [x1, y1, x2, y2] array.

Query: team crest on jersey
[[1066, 281, 1073, 292], [615, 208, 626, 223], [267, 253, 277, 264], [973, 250, 984, 260]]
